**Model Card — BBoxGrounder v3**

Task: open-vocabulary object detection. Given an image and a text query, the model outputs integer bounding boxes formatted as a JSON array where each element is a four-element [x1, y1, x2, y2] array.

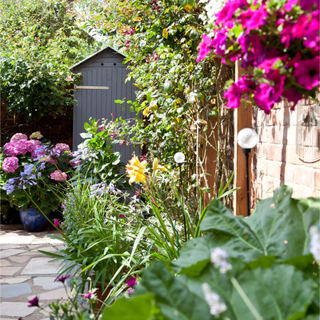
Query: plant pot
[[19, 208, 50, 232], [94, 283, 113, 315]]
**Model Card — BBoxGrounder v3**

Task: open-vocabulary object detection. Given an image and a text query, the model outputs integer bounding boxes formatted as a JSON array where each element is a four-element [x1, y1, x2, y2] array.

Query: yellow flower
[[162, 28, 168, 39], [152, 158, 169, 173], [143, 107, 150, 116], [184, 4, 192, 12], [126, 155, 148, 184]]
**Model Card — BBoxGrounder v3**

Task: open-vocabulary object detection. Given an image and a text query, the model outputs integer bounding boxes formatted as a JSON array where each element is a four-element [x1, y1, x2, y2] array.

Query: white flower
[[310, 226, 320, 263], [202, 283, 227, 317], [140, 40, 147, 47], [211, 248, 232, 273]]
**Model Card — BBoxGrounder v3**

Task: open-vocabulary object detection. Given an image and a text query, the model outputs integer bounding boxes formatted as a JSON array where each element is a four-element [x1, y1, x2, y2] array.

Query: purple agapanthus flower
[[28, 296, 39, 307], [55, 275, 71, 283]]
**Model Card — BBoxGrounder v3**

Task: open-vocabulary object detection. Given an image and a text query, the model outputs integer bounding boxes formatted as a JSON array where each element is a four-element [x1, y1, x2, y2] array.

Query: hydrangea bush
[[197, 0, 319, 114], [0, 132, 73, 213]]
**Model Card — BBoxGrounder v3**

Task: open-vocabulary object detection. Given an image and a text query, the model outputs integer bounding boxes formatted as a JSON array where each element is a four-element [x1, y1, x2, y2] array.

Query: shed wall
[[72, 52, 140, 165]]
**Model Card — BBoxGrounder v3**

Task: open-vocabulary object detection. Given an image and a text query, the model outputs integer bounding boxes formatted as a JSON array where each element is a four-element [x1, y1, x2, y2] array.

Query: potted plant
[[0, 132, 74, 231]]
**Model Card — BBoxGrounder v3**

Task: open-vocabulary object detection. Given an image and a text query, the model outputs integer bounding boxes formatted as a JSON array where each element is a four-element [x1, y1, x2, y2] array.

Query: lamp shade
[[174, 152, 185, 163], [237, 128, 258, 149]]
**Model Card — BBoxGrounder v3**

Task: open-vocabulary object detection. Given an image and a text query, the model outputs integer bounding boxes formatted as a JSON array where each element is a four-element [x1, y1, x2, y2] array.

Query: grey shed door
[[72, 65, 140, 165]]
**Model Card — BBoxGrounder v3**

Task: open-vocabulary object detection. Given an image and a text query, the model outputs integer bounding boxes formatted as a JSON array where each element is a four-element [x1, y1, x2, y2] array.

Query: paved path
[[0, 225, 68, 320]]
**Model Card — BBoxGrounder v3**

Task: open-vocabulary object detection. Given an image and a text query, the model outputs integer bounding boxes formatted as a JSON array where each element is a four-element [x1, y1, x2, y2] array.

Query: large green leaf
[[136, 261, 213, 320], [173, 186, 320, 275], [228, 264, 316, 320], [101, 294, 154, 320]]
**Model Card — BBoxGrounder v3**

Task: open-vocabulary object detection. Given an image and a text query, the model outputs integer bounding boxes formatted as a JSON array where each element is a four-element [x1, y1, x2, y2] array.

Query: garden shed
[[69, 46, 140, 162]]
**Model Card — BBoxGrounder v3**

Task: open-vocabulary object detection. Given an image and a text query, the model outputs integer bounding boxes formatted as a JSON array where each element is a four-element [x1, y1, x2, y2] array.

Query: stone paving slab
[[33, 277, 63, 290], [21, 257, 61, 275], [0, 302, 37, 317], [0, 225, 67, 320], [0, 276, 31, 284], [0, 266, 22, 276], [1, 249, 26, 258], [0, 283, 32, 298]]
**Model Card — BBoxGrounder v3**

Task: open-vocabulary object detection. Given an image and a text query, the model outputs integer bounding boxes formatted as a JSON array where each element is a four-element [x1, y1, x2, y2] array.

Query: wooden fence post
[[233, 61, 253, 216]]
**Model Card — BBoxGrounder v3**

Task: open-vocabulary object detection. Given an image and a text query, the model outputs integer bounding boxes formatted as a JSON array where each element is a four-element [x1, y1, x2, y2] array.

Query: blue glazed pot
[[19, 208, 50, 232]]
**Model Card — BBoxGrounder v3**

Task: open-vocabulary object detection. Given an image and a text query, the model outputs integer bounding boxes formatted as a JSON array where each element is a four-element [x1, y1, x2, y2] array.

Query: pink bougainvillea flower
[[216, 0, 248, 24], [283, 89, 302, 110], [10, 133, 28, 143], [240, 6, 268, 34], [238, 34, 266, 67], [128, 288, 134, 294], [280, 21, 294, 48], [196, 34, 213, 62], [286, 52, 302, 69], [257, 57, 282, 73], [300, 0, 319, 11], [284, 0, 298, 11], [292, 12, 319, 43], [211, 30, 228, 56], [224, 75, 255, 109], [266, 69, 286, 96], [2, 157, 19, 173], [294, 57, 320, 90], [254, 83, 277, 114]]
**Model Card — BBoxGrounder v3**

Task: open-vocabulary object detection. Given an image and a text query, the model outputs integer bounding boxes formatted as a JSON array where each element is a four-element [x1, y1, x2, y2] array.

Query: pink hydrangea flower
[[3, 142, 19, 156], [29, 131, 43, 140], [2, 157, 19, 173], [52, 143, 70, 156], [10, 133, 28, 143], [15, 140, 33, 155], [50, 170, 67, 181]]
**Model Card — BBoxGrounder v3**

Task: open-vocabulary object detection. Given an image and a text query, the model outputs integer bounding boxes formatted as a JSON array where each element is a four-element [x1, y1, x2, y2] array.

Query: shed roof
[[69, 46, 127, 71]]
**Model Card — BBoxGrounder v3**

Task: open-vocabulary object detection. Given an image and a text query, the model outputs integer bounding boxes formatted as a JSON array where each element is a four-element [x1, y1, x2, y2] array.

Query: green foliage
[[0, 0, 100, 121], [71, 118, 126, 186], [101, 186, 320, 320]]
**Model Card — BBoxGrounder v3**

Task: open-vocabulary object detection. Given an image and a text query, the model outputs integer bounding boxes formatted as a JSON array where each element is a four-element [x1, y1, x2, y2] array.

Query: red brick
[[257, 159, 266, 175], [267, 145, 275, 161], [274, 126, 284, 144], [274, 145, 284, 162], [293, 166, 314, 187], [267, 110, 277, 126], [284, 165, 295, 183], [286, 126, 296, 145], [267, 161, 281, 178]]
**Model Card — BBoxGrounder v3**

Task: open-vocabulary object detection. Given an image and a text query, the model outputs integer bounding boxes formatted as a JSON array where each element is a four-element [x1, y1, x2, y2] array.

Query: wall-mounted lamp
[[174, 152, 187, 241], [237, 128, 258, 216]]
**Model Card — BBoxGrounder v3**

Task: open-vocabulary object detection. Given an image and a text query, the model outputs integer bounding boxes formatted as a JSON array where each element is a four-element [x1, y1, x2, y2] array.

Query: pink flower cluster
[[2, 157, 19, 173], [52, 143, 70, 156], [197, 0, 319, 114], [3, 139, 41, 157], [10, 133, 28, 143], [50, 170, 67, 181]]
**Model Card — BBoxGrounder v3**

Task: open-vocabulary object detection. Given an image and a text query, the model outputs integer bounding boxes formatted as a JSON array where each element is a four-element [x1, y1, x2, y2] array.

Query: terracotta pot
[[94, 283, 113, 316]]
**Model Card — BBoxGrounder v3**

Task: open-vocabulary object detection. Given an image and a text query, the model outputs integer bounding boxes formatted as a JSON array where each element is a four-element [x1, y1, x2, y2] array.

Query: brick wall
[[252, 99, 320, 201], [1, 102, 73, 149]]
